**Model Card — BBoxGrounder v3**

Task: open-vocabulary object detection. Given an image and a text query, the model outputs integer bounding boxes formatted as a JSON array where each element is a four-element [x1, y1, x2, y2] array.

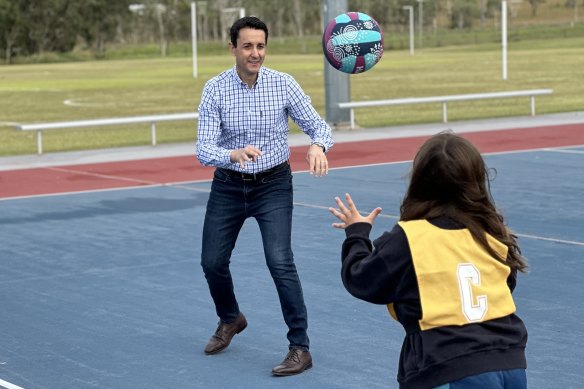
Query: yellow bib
[[395, 220, 516, 331]]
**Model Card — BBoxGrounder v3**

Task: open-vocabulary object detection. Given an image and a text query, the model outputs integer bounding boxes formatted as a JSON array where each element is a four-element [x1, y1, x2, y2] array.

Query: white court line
[[0, 165, 212, 202], [295, 202, 584, 247], [294, 143, 584, 174], [2, 147, 583, 248], [515, 233, 584, 247], [47, 166, 161, 186], [0, 178, 214, 202], [0, 378, 26, 389], [1, 174, 582, 247], [0, 183, 163, 202], [3, 141, 583, 202], [543, 148, 584, 154]]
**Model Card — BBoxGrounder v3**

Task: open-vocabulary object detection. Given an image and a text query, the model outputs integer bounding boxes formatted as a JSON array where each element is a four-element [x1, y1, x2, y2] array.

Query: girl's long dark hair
[[400, 131, 528, 272]]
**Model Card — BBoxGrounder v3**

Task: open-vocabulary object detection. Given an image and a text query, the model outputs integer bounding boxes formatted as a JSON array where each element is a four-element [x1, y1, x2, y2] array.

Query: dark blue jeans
[[433, 369, 527, 389], [200, 163, 309, 350]]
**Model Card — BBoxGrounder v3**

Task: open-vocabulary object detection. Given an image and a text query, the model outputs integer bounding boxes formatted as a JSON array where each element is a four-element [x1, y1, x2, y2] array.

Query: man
[[196, 16, 333, 376]]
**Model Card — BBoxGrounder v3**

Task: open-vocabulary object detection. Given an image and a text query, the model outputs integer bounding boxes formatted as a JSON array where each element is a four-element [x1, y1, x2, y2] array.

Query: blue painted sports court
[[0, 138, 583, 388]]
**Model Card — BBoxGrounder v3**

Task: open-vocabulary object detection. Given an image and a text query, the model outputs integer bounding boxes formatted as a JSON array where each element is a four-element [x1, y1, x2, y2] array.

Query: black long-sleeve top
[[340, 217, 527, 389]]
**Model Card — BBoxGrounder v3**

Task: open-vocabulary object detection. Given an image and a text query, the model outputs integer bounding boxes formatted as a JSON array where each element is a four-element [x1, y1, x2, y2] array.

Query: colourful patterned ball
[[322, 12, 384, 74]]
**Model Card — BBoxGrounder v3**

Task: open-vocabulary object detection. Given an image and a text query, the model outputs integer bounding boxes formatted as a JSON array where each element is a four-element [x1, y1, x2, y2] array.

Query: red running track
[[1, 124, 583, 199]]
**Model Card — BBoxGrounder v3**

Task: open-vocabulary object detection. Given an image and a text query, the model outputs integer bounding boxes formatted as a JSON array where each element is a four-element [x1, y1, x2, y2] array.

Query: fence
[[16, 89, 553, 155], [17, 112, 199, 155], [338, 89, 553, 129]]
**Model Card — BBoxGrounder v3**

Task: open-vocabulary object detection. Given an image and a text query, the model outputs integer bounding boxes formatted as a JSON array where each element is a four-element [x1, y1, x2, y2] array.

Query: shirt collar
[[230, 66, 264, 88]]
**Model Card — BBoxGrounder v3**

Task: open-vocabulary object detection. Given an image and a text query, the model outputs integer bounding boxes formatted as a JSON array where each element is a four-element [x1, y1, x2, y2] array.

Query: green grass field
[[1, 35, 583, 156]]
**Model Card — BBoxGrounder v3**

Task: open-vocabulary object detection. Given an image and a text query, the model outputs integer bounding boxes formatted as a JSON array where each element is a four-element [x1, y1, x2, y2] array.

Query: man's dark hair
[[230, 16, 268, 47]]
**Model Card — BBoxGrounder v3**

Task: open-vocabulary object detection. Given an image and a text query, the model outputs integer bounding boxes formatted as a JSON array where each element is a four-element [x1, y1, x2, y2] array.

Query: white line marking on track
[[0, 378, 26, 389]]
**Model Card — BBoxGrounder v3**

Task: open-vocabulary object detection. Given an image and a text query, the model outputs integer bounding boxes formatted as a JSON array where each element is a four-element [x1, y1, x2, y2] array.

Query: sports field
[[1, 36, 584, 156]]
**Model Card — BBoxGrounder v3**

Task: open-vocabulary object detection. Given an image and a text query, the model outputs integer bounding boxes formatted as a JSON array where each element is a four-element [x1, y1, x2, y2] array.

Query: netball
[[322, 12, 384, 74]]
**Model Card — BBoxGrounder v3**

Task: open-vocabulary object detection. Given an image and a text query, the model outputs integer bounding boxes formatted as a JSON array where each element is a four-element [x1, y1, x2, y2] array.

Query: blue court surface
[[1, 146, 583, 388]]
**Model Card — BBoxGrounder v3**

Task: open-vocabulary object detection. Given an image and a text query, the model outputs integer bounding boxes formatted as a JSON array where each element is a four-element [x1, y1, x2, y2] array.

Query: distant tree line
[[0, 0, 581, 63]]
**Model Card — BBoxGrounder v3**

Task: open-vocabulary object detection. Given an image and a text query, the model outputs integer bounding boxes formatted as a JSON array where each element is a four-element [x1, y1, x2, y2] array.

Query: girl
[[329, 131, 528, 389]]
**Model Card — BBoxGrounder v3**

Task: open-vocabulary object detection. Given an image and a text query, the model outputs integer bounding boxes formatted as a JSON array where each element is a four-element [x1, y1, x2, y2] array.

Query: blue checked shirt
[[196, 66, 334, 173]]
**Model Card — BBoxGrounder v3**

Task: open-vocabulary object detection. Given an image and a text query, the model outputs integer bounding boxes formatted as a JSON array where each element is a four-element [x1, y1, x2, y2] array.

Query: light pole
[[191, 2, 197, 78], [323, 0, 350, 128], [502, 0, 508, 80], [417, 0, 424, 49], [402, 6, 414, 55]]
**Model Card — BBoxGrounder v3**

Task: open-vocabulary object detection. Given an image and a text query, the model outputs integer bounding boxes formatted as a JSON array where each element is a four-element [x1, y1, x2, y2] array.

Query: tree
[[1, 0, 79, 61], [528, 0, 546, 17], [450, 0, 477, 28], [0, 0, 23, 62], [78, 0, 131, 58]]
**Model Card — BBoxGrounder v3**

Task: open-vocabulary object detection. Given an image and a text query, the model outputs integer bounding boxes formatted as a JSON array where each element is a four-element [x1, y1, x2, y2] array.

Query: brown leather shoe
[[272, 348, 313, 376], [204, 313, 247, 355]]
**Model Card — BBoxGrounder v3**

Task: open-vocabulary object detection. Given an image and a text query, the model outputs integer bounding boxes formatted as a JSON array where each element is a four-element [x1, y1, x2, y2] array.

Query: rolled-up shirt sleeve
[[285, 76, 334, 152]]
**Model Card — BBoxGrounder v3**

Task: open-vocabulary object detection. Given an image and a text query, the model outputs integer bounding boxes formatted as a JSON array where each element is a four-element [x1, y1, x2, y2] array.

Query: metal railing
[[338, 89, 553, 129], [16, 89, 554, 154], [16, 112, 199, 155]]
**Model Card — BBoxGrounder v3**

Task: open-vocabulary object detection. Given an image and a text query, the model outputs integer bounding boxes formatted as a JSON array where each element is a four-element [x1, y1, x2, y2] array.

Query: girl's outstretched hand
[[329, 193, 382, 229]]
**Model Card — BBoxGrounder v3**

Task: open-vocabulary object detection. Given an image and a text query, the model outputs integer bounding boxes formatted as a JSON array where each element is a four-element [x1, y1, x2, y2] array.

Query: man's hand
[[230, 145, 263, 168], [329, 193, 382, 230], [306, 143, 328, 177]]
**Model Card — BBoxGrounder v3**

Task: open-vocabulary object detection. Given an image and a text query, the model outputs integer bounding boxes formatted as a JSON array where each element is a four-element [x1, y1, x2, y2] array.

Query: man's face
[[230, 27, 266, 80]]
